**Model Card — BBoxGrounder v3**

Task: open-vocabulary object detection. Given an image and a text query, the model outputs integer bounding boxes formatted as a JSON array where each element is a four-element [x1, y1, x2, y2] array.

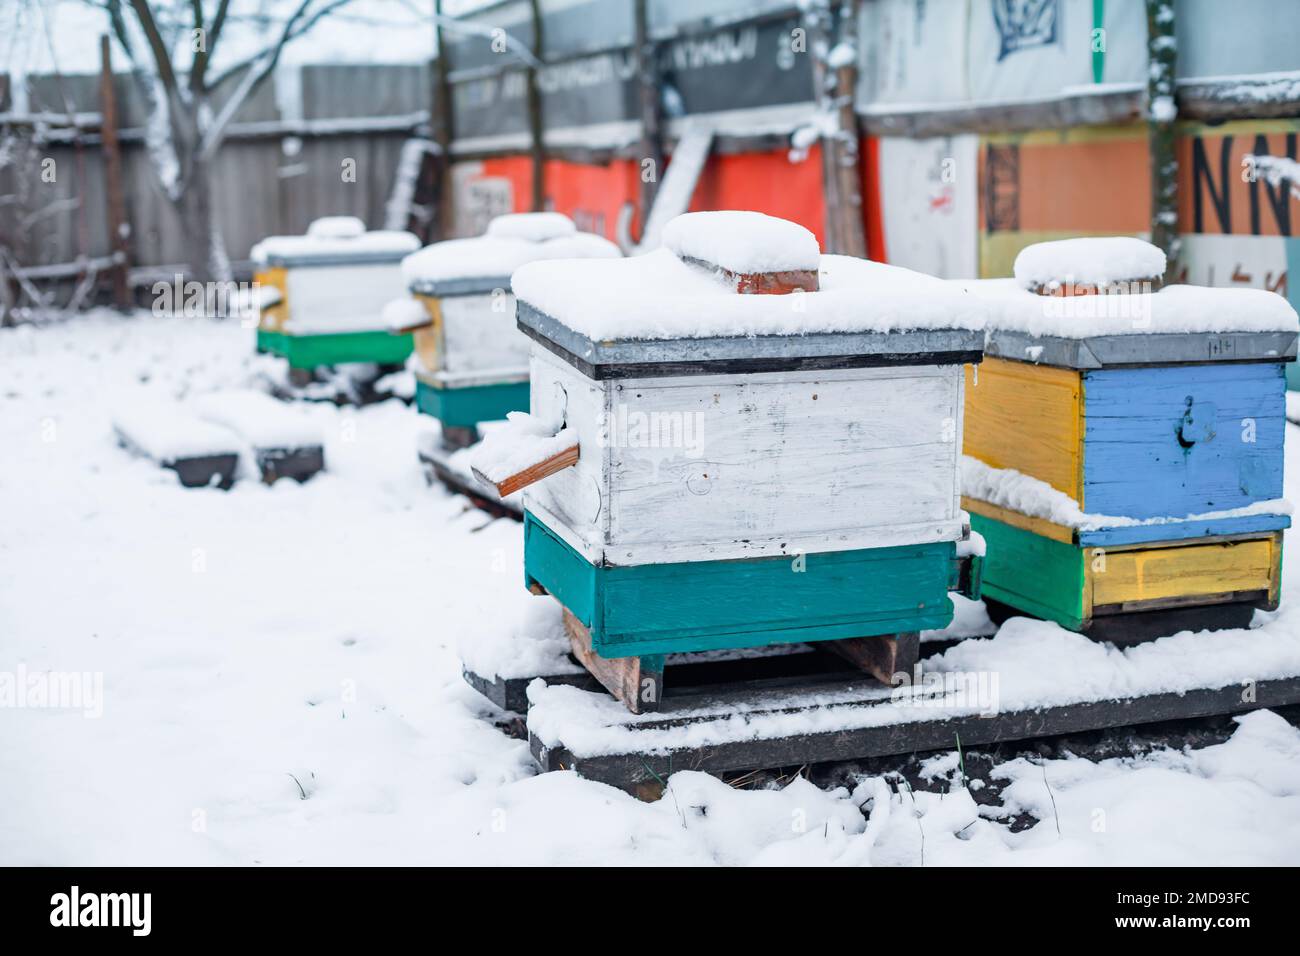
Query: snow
[[251, 229, 421, 265], [513, 249, 987, 342], [382, 297, 431, 333], [485, 213, 577, 243], [1150, 94, 1178, 123], [957, 277, 1300, 338], [306, 216, 366, 240], [1247, 154, 1300, 202], [962, 455, 1292, 530], [5, 312, 1300, 866], [469, 412, 575, 487], [401, 230, 621, 286], [112, 398, 239, 463], [191, 390, 323, 450], [526, 615, 1300, 760], [1013, 237, 1166, 289], [661, 211, 821, 274]]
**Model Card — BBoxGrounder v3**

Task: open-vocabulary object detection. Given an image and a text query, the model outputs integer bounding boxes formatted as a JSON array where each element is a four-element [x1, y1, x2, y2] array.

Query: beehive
[[475, 212, 985, 692], [398, 213, 619, 441], [961, 237, 1298, 639], [252, 216, 420, 370]]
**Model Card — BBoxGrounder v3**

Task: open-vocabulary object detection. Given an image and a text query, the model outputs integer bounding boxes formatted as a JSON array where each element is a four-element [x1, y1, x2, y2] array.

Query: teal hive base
[[523, 511, 960, 659], [415, 377, 530, 428]]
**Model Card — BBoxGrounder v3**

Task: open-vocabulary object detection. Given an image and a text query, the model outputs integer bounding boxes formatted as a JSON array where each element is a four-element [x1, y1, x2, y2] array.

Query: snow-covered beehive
[[960, 236, 1298, 641], [472, 211, 986, 709], [398, 213, 620, 444], [252, 216, 420, 371]]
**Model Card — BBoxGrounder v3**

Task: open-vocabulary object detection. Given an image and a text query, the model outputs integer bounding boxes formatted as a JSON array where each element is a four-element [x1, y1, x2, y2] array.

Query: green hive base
[[523, 511, 960, 659], [256, 329, 287, 356], [415, 377, 530, 428], [268, 329, 413, 369]]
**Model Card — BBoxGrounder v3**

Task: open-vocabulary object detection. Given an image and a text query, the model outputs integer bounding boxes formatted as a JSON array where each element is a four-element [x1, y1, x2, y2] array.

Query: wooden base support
[[825, 632, 919, 684], [564, 610, 664, 714]]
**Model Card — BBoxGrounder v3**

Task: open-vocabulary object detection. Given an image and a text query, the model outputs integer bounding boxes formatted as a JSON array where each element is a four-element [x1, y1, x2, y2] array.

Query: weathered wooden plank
[[962, 496, 1075, 544], [969, 511, 1086, 630], [525, 349, 966, 566], [564, 609, 664, 714], [254, 267, 289, 331], [523, 512, 956, 658], [476, 439, 580, 498], [963, 357, 1084, 501], [531, 677, 1300, 793], [825, 632, 919, 685], [1087, 534, 1280, 611], [1081, 363, 1286, 518]]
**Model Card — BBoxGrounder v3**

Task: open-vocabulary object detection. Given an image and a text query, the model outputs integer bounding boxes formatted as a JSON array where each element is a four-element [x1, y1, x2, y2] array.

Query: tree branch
[[199, 0, 356, 159], [191, 0, 232, 93], [127, 0, 182, 97]]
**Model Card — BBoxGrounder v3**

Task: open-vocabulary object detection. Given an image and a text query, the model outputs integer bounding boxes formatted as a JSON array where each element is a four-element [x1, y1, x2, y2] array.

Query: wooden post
[[98, 34, 130, 309], [1145, 0, 1179, 280], [526, 0, 546, 211], [633, 0, 663, 241], [431, 1, 455, 240], [807, 0, 866, 258]]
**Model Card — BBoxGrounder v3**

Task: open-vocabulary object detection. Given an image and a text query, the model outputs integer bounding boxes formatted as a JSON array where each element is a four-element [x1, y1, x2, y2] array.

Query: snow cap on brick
[[663, 211, 821, 292], [486, 212, 578, 242], [1014, 236, 1166, 293], [306, 216, 367, 239]]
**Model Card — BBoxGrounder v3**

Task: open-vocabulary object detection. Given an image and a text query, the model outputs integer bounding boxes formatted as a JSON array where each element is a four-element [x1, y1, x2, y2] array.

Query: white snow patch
[[485, 213, 577, 243], [191, 389, 323, 449], [306, 216, 366, 239], [112, 399, 239, 462], [1013, 237, 1166, 288], [401, 232, 621, 286], [470, 412, 575, 487], [956, 277, 1299, 338], [251, 229, 420, 264], [513, 249, 987, 342], [662, 211, 821, 274]]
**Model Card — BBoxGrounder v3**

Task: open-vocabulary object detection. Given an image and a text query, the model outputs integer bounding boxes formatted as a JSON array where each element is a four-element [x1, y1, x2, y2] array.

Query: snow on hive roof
[[954, 277, 1300, 338], [512, 247, 987, 342], [662, 211, 821, 274], [485, 212, 578, 242], [401, 229, 621, 289], [306, 216, 365, 239], [1013, 236, 1166, 289], [251, 225, 420, 265], [191, 390, 324, 450], [382, 296, 431, 332]]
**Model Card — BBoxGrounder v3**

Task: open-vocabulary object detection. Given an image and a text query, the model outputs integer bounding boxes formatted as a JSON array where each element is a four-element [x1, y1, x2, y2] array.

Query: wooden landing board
[[530, 675, 1300, 794]]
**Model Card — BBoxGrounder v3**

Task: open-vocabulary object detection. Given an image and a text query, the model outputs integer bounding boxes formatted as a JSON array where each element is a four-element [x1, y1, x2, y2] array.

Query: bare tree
[[95, 0, 357, 284]]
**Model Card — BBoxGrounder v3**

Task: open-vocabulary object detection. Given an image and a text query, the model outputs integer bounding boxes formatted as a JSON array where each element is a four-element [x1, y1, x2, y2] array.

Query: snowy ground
[[2, 312, 1299, 866]]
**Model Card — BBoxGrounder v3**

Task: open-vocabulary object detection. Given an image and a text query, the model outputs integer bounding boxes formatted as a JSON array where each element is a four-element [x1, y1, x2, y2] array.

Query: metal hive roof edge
[[984, 328, 1300, 369], [407, 275, 514, 298], [255, 250, 416, 269], [516, 301, 986, 380]]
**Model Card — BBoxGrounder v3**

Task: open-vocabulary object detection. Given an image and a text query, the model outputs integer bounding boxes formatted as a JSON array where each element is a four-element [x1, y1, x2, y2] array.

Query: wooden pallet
[[562, 608, 918, 714], [524, 662, 1300, 795]]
